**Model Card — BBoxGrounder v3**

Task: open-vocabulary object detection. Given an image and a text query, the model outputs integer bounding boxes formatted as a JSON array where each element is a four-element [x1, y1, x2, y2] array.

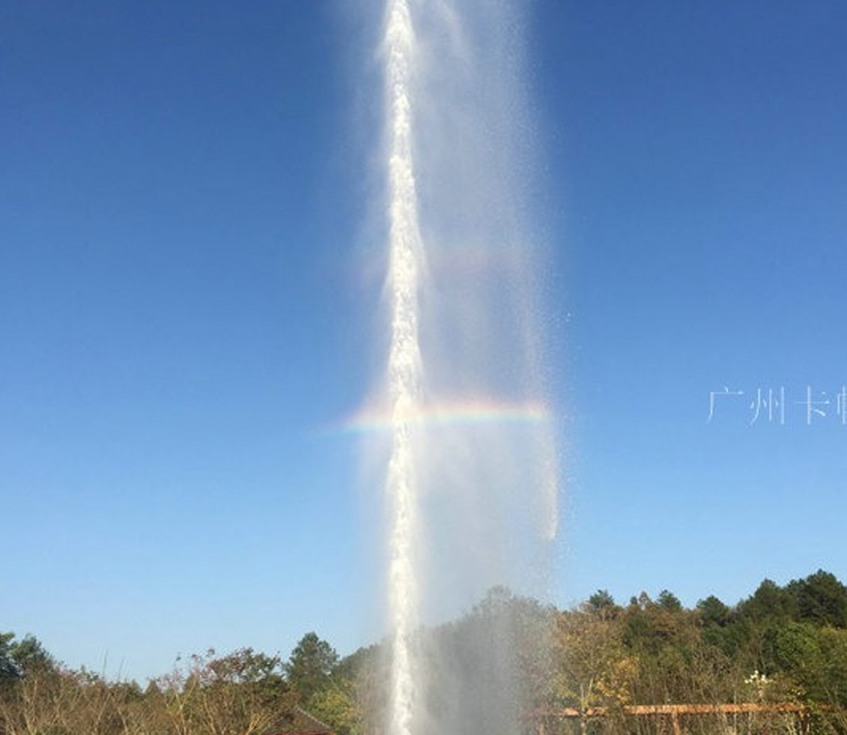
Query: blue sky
[[537, 2, 847, 609], [2, 2, 846, 681]]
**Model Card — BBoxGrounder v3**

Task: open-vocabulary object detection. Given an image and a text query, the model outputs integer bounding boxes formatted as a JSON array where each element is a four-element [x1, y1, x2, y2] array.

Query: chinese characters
[[707, 386, 847, 425]]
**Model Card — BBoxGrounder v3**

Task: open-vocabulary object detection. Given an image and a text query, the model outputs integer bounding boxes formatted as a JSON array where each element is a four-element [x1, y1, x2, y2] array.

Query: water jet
[[374, 3, 558, 734]]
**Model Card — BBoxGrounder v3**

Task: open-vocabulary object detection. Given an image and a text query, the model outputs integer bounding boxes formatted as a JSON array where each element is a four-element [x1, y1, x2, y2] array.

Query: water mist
[[375, 2, 558, 735]]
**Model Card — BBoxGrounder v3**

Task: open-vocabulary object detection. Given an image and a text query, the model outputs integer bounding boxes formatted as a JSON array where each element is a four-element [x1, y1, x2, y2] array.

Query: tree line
[[3, 570, 847, 735]]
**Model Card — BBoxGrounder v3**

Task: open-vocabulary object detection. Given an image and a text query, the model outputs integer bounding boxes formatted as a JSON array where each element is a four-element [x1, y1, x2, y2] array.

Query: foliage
[[285, 632, 339, 704], [0, 632, 53, 684], [0, 645, 294, 735], [554, 605, 638, 710], [4, 570, 847, 735], [308, 683, 362, 735], [333, 643, 388, 735], [152, 647, 294, 735]]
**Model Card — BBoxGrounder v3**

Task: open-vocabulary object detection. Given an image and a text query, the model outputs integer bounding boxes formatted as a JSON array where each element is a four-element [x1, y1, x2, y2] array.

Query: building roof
[[265, 706, 334, 735]]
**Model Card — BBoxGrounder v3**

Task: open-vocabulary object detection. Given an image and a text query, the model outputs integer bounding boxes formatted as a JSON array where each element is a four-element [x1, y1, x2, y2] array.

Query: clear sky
[[1, 2, 846, 682]]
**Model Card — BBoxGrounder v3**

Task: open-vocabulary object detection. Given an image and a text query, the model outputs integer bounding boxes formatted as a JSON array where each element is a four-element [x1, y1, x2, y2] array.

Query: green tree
[[657, 590, 683, 613], [697, 596, 731, 627], [0, 632, 53, 685], [789, 570, 847, 628], [818, 627, 847, 705], [0, 632, 17, 683], [333, 644, 387, 735], [308, 684, 361, 735], [587, 590, 619, 620], [285, 633, 339, 703], [739, 578, 798, 624]]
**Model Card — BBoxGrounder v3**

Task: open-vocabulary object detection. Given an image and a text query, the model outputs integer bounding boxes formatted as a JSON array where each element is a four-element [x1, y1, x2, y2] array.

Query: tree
[[152, 647, 293, 735], [790, 570, 847, 628], [0, 632, 53, 685], [332, 644, 387, 735], [308, 684, 362, 735], [587, 590, 619, 620], [739, 579, 798, 624], [11, 634, 53, 676], [0, 632, 17, 683], [697, 596, 731, 628], [554, 609, 638, 713], [285, 633, 339, 704], [657, 590, 683, 612]]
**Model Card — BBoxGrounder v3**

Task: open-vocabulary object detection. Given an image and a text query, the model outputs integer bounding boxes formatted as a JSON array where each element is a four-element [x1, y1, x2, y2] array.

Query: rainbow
[[335, 399, 551, 435]]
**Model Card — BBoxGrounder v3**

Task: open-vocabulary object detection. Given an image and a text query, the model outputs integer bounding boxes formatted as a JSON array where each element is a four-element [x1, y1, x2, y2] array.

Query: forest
[[3, 570, 847, 735]]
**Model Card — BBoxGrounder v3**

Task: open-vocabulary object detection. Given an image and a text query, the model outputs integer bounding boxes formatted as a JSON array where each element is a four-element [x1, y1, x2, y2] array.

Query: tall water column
[[378, 2, 558, 735], [383, 3, 424, 735]]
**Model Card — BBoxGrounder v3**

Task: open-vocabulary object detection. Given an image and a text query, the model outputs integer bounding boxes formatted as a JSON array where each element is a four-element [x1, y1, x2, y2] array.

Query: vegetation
[[2, 571, 847, 735]]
